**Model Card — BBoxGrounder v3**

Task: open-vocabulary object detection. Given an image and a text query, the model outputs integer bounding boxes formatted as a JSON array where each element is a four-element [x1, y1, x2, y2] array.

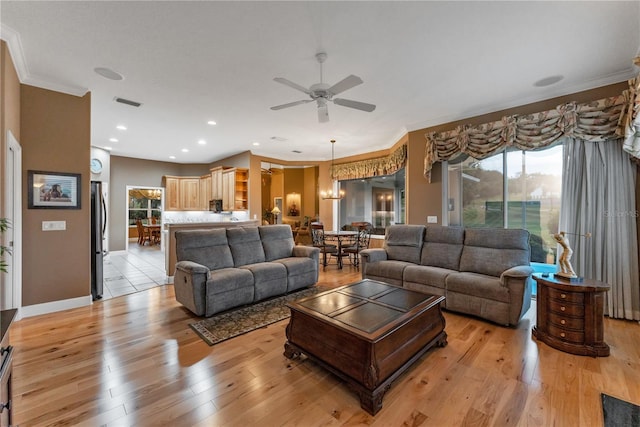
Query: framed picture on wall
[[28, 170, 81, 209]]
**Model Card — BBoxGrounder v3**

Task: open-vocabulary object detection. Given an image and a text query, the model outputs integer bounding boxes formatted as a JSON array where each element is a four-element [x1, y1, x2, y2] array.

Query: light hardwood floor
[[10, 266, 640, 426]]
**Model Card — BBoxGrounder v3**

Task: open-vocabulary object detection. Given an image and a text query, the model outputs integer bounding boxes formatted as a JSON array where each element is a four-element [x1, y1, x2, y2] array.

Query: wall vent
[[292, 150, 302, 154], [114, 97, 142, 107]]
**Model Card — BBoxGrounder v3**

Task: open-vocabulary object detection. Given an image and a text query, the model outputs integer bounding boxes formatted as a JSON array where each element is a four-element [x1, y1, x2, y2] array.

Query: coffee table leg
[[356, 386, 388, 415], [284, 341, 301, 359]]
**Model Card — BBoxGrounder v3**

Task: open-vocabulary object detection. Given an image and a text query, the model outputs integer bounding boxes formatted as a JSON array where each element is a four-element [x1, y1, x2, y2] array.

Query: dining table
[[323, 230, 358, 269], [143, 224, 162, 245]]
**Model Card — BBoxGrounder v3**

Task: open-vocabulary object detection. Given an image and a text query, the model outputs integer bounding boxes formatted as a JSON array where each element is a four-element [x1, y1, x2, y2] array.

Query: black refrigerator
[[91, 181, 106, 300]]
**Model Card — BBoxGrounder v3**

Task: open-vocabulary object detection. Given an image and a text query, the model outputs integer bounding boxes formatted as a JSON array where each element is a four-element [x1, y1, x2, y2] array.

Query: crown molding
[[1, 24, 88, 97]]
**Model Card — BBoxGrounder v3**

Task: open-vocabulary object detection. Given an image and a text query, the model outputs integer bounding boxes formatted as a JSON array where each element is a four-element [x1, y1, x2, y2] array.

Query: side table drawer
[[548, 312, 584, 330], [549, 300, 584, 317], [549, 288, 584, 304], [548, 324, 584, 344]]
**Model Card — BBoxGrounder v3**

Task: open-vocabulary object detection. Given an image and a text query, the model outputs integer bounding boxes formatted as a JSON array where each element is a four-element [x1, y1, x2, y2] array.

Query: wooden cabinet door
[[211, 167, 224, 200], [164, 177, 180, 211], [200, 175, 212, 210], [222, 170, 234, 211], [180, 178, 200, 210]]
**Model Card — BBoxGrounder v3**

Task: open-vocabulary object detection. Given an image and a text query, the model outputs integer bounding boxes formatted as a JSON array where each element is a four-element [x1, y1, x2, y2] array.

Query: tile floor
[[101, 241, 168, 300]]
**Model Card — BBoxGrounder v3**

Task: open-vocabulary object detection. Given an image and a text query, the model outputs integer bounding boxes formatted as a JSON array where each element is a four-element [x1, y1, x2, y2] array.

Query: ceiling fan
[[270, 52, 376, 123]]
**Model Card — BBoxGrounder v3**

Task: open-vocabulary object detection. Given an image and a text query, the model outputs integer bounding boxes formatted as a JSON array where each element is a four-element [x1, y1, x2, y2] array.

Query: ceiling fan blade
[[333, 98, 376, 112], [273, 77, 311, 95], [318, 104, 329, 123], [270, 99, 312, 110], [327, 74, 363, 96]]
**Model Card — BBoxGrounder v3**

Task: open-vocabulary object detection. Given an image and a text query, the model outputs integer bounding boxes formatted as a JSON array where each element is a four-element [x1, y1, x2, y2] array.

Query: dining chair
[[136, 219, 152, 245], [342, 223, 372, 270], [310, 223, 338, 269]]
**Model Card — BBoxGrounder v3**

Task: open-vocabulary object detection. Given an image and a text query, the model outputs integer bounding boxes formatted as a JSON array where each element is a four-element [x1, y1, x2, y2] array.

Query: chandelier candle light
[[320, 139, 345, 200]]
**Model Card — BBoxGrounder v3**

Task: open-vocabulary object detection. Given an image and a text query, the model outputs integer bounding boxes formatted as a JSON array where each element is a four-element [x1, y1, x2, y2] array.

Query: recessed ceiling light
[[533, 75, 564, 87], [169, 155, 176, 159], [116, 125, 127, 130], [94, 67, 124, 81], [207, 120, 217, 125], [198, 139, 206, 145], [252, 142, 260, 146], [103, 146, 113, 151], [109, 138, 118, 143], [181, 148, 189, 153]]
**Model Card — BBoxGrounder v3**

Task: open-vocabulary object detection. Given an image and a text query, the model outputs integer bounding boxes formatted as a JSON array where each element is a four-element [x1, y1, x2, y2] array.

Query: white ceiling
[[1, 1, 639, 164]]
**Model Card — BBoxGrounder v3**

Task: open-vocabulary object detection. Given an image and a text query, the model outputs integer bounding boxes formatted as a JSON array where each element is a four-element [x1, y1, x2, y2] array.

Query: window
[[338, 168, 405, 235], [447, 145, 563, 292], [128, 189, 162, 226]]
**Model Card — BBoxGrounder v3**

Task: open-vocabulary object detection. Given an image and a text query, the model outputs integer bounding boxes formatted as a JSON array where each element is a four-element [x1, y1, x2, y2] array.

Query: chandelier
[[320, 139, 345, 200]]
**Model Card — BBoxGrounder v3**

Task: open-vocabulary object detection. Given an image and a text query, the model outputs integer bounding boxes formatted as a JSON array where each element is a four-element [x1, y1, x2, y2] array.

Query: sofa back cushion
[[259, 225, 294, 261], [421, 225, 465, 270], [175, 229, 234, 270], [459, 228, 531, 277], [227, 227, 266, 267], [383, 225, 425, 264]]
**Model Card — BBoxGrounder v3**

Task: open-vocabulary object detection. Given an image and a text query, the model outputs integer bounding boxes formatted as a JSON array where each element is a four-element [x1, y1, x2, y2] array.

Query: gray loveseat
[[173, 225, 320, 317], [360, 225, 533, 326]]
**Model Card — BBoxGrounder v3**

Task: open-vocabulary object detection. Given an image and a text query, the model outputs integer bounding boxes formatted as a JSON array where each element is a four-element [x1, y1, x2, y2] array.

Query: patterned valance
[[332, 144, 407, 181], [423, 70, 639, 182]]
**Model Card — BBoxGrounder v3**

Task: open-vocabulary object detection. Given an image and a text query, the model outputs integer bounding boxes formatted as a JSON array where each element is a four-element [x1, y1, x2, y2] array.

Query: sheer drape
[[559, 138, 639, 320]]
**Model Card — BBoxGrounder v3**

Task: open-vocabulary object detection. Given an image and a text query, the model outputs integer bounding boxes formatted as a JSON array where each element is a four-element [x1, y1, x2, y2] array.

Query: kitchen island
[[165, 220, 260, 277]]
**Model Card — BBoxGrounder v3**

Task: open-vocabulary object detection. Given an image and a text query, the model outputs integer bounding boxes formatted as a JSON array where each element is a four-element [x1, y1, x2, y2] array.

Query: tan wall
[[20, 85, 91, 306], [303, 166, 318, 219], [109, 155, 210, 251]]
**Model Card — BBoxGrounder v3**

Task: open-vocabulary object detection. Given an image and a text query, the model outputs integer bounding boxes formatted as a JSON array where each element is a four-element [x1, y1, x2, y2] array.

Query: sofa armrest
[[359, 248, 388, 279], [174, 261, 210, 316], [500, 265, 534, 286], [292, 245, 320, 261], [360, 248, 388, 263]]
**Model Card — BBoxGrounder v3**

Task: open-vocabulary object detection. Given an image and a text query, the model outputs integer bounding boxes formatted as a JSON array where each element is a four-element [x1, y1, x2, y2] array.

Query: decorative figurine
[[553, 231, 591, 279]]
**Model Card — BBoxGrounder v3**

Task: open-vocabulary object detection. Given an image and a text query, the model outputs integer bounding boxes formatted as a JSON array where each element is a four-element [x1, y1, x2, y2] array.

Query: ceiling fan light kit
[[271, 52, 376, 123]]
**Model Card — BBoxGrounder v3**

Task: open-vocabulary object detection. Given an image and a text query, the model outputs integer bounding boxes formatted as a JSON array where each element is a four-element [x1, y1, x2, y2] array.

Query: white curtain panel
[[559, 138, 639, 320]]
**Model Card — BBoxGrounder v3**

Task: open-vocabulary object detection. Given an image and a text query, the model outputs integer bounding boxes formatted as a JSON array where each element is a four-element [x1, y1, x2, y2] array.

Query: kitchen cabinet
[[180, 178, 200, 210], [200, 174, 212, 210], [211, 167, 225, 200], [222, 168, 248, 211], [164, 177, 180, 211]]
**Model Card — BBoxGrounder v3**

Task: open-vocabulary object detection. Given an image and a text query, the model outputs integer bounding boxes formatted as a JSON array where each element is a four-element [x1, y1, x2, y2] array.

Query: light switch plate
[[42, 221, 66, 231], [427, 216, 438, 224]]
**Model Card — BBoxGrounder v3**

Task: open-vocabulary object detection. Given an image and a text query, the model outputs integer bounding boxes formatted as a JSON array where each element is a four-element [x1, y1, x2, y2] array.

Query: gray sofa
[[360, 225, 533, 326], [173, 225, 320, 317]]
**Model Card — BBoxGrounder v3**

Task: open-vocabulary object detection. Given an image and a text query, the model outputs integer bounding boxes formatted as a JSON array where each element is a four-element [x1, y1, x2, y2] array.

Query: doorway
[[124, 186, 164, 252], [3, 131, 22, 314]]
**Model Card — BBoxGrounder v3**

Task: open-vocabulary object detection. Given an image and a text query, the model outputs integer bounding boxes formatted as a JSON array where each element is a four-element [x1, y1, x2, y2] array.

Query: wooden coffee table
[[284, 279, 447, 415]]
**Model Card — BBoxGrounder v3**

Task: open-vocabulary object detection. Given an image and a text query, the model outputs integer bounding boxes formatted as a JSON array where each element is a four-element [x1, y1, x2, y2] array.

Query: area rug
[[189, 286, 325, 346], [601, 393, 640, 427]]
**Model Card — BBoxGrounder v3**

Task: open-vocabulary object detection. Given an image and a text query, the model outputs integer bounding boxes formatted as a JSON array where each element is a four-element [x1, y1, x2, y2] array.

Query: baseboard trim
[[20, 295, 93, 318]]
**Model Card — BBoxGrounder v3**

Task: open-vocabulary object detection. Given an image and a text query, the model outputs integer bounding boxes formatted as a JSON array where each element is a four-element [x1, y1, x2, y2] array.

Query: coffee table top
[[288, 279, 444, 337]]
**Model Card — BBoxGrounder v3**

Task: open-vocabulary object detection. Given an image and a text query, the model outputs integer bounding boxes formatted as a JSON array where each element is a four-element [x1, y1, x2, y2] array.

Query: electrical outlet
[[427, 216, 438, 224], [42, 221, 66, 231]]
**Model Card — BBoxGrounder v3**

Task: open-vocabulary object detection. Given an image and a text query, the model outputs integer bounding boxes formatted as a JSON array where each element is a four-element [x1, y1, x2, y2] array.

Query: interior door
[[3, 131, 22, 312]]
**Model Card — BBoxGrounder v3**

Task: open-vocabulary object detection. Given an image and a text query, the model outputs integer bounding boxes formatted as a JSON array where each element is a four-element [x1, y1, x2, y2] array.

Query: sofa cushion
[[383, 225, 425, 264], [459, 228, 530, 277], [365, 260, 414, 287], [176, 229, 234, 270], [403, 265, 452, 290], [445, 272, 510, 303], [227, 227, 266, 267], [259, 225, 295, 261], [241, 262, 287, 301], [275, 257, 317, 291], [206, 267, 254, 295], [421, 225, 464, 270]]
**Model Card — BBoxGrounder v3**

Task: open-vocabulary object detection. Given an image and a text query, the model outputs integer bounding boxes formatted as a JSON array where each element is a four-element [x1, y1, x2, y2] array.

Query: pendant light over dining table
[[320, 139, 345, 200]]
